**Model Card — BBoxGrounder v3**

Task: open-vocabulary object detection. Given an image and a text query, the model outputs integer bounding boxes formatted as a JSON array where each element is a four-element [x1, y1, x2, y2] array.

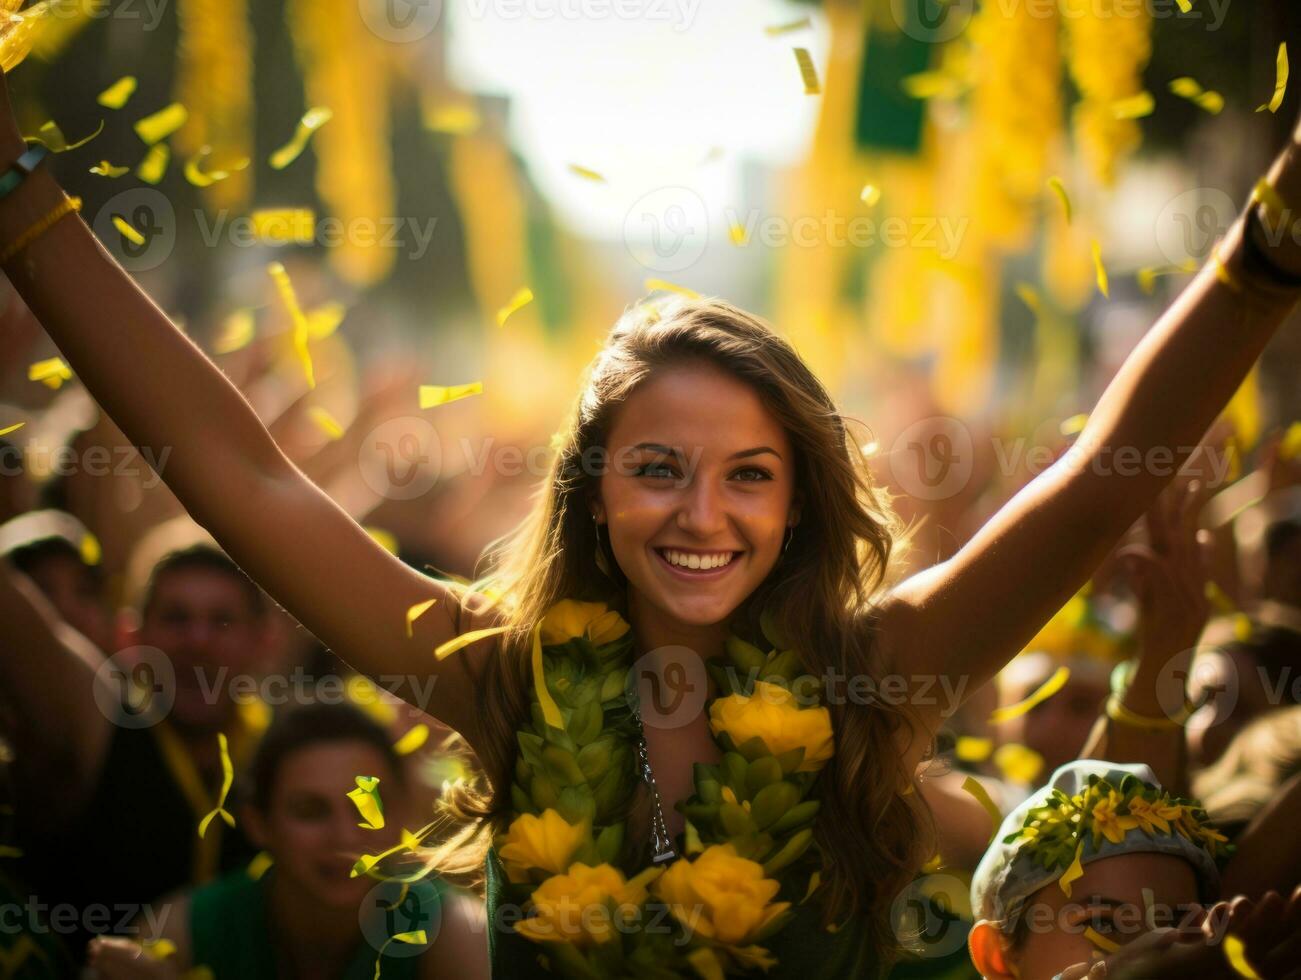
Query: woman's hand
[[86, 937, 183, 980]]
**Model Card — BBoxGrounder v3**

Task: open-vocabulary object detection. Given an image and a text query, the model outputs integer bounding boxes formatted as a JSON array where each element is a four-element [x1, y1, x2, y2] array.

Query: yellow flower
[[1089, 790, 1139, 846], [1126, 796, 1183, 836], [540, 599, 631, 647], [653, 843, 791, 948], [498, 809, 589, 884], [514, 862, 662, 946], [709, 681, 833, 772]]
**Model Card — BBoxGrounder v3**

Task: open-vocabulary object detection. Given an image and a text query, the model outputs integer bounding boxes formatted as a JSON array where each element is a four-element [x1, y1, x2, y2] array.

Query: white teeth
[[663, 549, 733, 570]]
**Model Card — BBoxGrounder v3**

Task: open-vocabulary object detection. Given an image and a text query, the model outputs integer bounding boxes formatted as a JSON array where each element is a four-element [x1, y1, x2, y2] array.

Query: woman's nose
[[675, 477, 727, 537]]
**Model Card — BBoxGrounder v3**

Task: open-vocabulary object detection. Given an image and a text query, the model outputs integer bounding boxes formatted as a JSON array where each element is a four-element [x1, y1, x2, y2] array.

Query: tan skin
[[87, 740, 489, 980], [2, 68, 1301, 870]]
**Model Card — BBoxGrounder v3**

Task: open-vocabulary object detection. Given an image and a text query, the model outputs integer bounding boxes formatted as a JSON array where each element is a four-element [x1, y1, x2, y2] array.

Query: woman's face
[[247, 741, 408, 910], [594, 360, 799, 629], [1002, 853, 1200, 977]]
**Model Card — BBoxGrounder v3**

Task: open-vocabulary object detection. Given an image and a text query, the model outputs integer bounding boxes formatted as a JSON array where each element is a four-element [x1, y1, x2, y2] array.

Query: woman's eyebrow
[[630, 442, 783, 461]]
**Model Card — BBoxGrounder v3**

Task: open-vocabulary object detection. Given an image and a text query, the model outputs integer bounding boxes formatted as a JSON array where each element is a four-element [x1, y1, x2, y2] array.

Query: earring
[[593, 513, 616, 579], [782, 525, 794, 555]]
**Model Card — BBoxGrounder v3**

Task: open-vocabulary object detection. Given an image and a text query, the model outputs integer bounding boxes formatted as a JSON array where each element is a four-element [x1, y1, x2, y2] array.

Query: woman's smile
[[651, 545, 746, 582]]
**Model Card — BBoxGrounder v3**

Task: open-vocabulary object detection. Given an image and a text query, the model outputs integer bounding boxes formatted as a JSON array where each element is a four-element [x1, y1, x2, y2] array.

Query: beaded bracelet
[[1105, 693, 1190, 731], [0, 194, 81, 265]]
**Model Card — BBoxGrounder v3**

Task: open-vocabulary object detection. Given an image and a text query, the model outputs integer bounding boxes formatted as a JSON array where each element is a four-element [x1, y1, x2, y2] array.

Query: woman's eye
[[733, 466, 772, 482], [636, 462, 677, 478], [1087, 913, 1115, 934]]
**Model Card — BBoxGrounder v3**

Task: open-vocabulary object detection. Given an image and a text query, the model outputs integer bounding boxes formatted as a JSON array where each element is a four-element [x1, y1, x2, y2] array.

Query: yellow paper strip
[[213, 310, 255, 355], [496, 286, 534, 327], [28, 118, 104, 153], [434, 624, 509, 661], [1047, 176, 1072, 224], [308, 406, 344, 440], [393, 724, 429, 756], [954, 736, 993, 762], [1223, 934, 1261, 979], [251, 208, 315, 244], [89, 160, 129, 178], [644, 277, 700, 298], [267, 262, 315, 389], [993, 743, 1044, 784], [136, 143, 169, 184], [794, 47, 820, 95], [1092, 239, 1109, 298], [97, 75, 137, 109], [80, 532, 101, 566], [424, 104, 480, 135], [530, 618, 564, 729], [269, 106, 333, 170], [860, 183, 881, 206], [184, 147, 249, 188], [347, 775, 385, 829], [764, 16, 810, 36], [111, 215, 145, 246], [1084, 926, 1119, 953], [989, 665, 1071, 722], [134, 102, 188, 145], [27, 357, 71, 389], [405, 598, 438, 638], [197, 732, 235, 837], [728, 222, 748, 245], [1257, 43, 1288, 113], [246, 851, 274, 880], [1110, 91, 1154, 119], [568, 163, 606, 182], [0, 422, 24, 436], [960, 776, 1001, 842], [1175, 0, 1191, 11], [418, 382, 483, 409]]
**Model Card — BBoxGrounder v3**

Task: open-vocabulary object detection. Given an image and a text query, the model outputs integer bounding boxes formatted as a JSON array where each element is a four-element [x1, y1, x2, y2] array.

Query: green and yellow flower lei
[[496, 599, 834, 979], [1002, 772, 1231, 898]]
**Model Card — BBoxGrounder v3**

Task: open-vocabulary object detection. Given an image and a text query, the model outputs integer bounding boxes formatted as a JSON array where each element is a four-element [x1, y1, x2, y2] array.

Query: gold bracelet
[[0, 194, 82, 265], [1105, 693, 1187, 731]]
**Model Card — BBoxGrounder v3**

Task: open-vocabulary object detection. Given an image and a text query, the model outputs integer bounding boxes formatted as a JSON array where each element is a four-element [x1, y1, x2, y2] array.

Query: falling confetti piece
[[184, 147, 249, 187], [860, 183, 881, 206], [1175, 0, 1191, 11], [267, 262, 315, 389], [1168, 77, 1224, 114], [1092, 239, 1109, 298], [764, 16, 810, 36], [134, 102, 188, 145], [921, 853, 943, 874], [1014, 282, 1042, 314], [643, 277, 700, 298], [1084, 926, 1120, 953], [136, 143, 169, 184], [197, 733, 235, 837], [0, 422, 24, 437], [801, 869, 822, 903], [1280, 420, 1301, 460], [1059, 841, 1086, 897], [1046, 176, 1072, 224], [568, 163, 606, 182], [1257, 43, 1288, 113], [435, 624, 510, 662], [308, 406, 344, 440], [989, 665, 1070, 722], [793, 47, 820, 95], [405, 598, 438, 638], [26, 118, 104, 153], [252, 208, 315, 244], [269, 106, 333, 170], [424, 103, 480, 135], [1136, 259, 1198, 294], [728, 221, 749, 245], [89, 160, 129, 178], [993, 743, 1044, 784], [112, 214, 145, 246], [1110, 91, 1154, 119], [1223, 934, 1262, 979], [97, 75, 136, 109], [367, 527, 399, 556], [496, 287, 534, 327], [394, 724, 429, 756], [80, 532, 101, 566], [954, 736, 993, 762], [1059, 413, 1089, 436], [347, 775, 385, 829], [141, 939, 177, 961], [246, 851, 274, 880], [0, 0, 76, 74], [419, 382, 483, 410], [213, 309, 255, 355], [28, 357, 71, 389], [960, 776, 1001, 843], [306, 302, 346, 340], [374, 932, 428, 980]]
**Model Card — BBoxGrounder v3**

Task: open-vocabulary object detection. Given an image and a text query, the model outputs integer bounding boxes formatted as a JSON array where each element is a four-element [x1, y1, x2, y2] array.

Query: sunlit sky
[[446, 0, 827, 240]]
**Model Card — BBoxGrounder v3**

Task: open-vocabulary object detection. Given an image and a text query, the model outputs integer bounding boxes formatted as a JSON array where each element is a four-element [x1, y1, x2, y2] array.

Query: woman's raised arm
[[878, 116, 1301, 757], [0, 70, 496, 753]]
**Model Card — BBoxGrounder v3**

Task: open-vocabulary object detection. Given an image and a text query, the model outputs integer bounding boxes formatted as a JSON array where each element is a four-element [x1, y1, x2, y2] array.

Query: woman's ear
[[968, 920, 1018, 980]]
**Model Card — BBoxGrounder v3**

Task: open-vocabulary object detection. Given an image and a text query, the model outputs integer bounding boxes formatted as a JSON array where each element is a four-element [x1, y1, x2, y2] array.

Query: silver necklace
[[627, 687, 678, 864]]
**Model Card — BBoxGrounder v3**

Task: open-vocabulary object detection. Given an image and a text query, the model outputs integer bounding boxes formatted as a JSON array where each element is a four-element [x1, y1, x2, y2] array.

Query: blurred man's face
[[138, 567, 265, 732], [23, 551, 113, 654]]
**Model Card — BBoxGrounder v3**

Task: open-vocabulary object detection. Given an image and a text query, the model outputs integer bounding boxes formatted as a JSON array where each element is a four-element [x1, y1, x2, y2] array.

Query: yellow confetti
[[79, 532, 101, 566], [960, 776, 1001, 843], [306, 302, 346, 340], [97, 75, 137, 109], [112, 214, 146, 246], [308, 406, 344, 440], [496, 287, 534, 327], [1091, 239, 1109, 298], [1223, 934, 1261, 979], [993, 743, 1044, 784], [1015, 282, 1042, 314], [0, 422, 24, 437], [28, 357, 71, 389], [134, 102, 188, 145], [728, 221, 749, 245], [136, 143, 169, 184], [269, 106, 333, 170], [1110, 91, 1154, 119], [901, 71, 965, 100], [184, 147, 249, 188], [860, 183, 881, 206], [405, 598, 438, 638], [373, 931, 428, 980], [1174, 0, 1191, 11], [251, 208, 315, 244], [800, 869, 822, 903], [921, 852, 943, 874], [954, 736, 993, 762], [793, 47, 820, 95], [366, 527, 399, 556], [423, 103, 480, 135], [197, 733, 235, 837], [1169, 77, 1224, 115], [1169, 76, 1201, 98], [1084, 926, 1120, 953], [246, 851, 274, 880], [1280, 420, 1301, 460], [27, 118, 104, 153], [1059, 841, 1085, 897], [1059, 413, 1089, 436], [1257, 43, 1288, 113], [89, 160, 129, 178], [418, 382, 482, 409], [567, 163, 606, 182], [393, 724, 429, 756], [434, 624, 509, 662], [989, 665, 1071, 723], [0, 0, 75, 73], [764, 16, 810, 36], [141, 939, 177, 960], [347, 775, 385, 829], [1047, 176, 1072, 224], [267, 262, 314, 389], [213, 310, 255, 355], [643, 277, 700, 298], [530, 618, 564, 729]]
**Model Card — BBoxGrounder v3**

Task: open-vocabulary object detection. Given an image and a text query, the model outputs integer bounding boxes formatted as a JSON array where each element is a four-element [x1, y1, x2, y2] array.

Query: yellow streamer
[[136, 144, 170, 184], [433, 624, 509, 662], [308, 406, 344, 440], [89, 160, 129, 178], [28, 118, 103, 153], [252, 209, 315, 244], [954, 736, 993, 762], [531, 618, 564, 730], [80, 532, 101, 566], [643, 277, 700, 298], [1092, 239, 1109, 298], [373, 932, 427, 980], [269, 106, 334, 170], [0, 422, 24, 436], [393, 724, 429, 756], [267, 262, 315, 389], [97, 75, 136, 109], [1047, 176, 1072, 224], [423, 103, 480, 135], [184, 147, 249, 187], [197, 733, 235, 837], [213, 310, 254, 355], [1257, 43, 1288, 113], [134, 103, 188, 145], [496, 287, 534, 327], [960, 776, 1001, 843], [764, 16, 810, 36], [405, 599, 438, 638], [793, 47, 820, 95], [1059, 841, 1085, 897], [1084, 926, 1120, 953], [1110, 92, 1154, 119], [989, 665, 1071, 723], [418, 383, 482, 409], [347, 775, 385, 829], [1223, 934, 1261, 979], [567, 163, 606, 182]]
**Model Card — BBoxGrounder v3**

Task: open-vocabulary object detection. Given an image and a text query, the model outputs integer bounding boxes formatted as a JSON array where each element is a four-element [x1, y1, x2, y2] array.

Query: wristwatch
[[0, 140, 49, 200]]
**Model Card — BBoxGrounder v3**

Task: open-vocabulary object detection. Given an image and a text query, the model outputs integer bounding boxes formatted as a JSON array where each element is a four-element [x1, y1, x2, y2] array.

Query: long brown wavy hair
[[428, 295, 934, 959]]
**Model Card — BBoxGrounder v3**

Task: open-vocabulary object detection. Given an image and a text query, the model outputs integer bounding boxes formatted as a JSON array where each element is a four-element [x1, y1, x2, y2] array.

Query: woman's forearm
[[0, 163, 295, 526]]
